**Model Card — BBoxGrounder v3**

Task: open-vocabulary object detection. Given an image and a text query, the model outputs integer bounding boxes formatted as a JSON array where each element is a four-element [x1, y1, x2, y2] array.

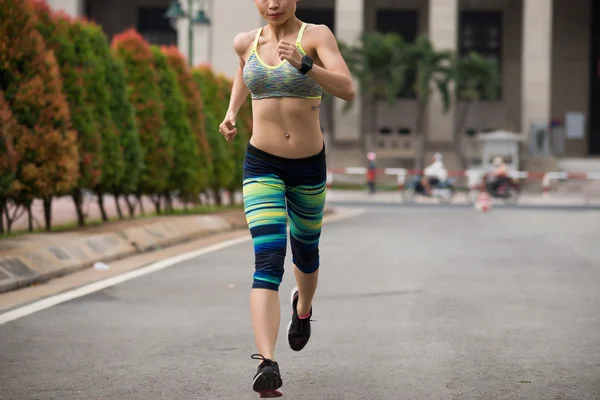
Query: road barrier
[[326, 167, 600, 193]]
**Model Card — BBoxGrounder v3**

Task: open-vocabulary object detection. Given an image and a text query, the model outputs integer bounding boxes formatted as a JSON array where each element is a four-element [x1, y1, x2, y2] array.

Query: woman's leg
[[243, 173, 288, 361], [285, 175, 327, 351]]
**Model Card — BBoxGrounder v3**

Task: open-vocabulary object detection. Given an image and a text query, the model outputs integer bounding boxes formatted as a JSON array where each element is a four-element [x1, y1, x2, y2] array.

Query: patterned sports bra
[[242, 23, 323, 100]]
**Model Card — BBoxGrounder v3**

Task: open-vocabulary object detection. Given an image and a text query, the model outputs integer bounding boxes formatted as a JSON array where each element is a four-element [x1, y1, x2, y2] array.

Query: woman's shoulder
[[233, 29, 260, 57], [301, 23, 336, 46], [303, 23, 335, 38]]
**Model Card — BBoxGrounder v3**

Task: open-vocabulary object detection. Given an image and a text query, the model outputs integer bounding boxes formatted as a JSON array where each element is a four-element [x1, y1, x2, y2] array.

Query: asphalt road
[[1, 206, 600, 400]]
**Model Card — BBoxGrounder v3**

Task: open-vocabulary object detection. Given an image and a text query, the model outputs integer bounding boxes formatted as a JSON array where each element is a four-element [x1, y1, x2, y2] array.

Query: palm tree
[[338, 32, 410, 154], [452, 52, 500, 169], [404, 35, 454, 170]]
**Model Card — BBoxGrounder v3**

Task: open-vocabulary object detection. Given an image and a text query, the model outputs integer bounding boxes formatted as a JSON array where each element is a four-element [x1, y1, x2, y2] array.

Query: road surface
[[1, 206, 599, 399]]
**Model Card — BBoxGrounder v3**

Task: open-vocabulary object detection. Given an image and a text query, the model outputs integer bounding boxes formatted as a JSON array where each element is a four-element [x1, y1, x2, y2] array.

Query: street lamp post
[[165, 0, 212, 67]]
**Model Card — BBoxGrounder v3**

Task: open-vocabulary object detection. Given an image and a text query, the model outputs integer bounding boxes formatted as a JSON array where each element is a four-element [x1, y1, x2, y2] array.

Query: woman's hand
[[219, 111, 237, 141], [277, 40, 302, 70]]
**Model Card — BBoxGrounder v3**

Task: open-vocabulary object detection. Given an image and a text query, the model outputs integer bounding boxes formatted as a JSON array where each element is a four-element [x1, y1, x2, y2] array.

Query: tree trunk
[[453, 101, 471, 170], [124, 195, 136, 218], [114, 194, 124, 220], [152, 195, 161, 215], [137, 194, 146, 215], [71, 189, 86, 227], [164, 192, 174, 213], [97, 193, 109, 222], [0, 199, 5, 235], [214, 188, 223, 206], [4, 204, 11, 233], [42, 196, 52, 232]]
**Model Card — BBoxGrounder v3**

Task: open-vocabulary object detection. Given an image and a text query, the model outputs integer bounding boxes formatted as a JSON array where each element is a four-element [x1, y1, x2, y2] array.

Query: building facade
[[48, 0, 599, 169]]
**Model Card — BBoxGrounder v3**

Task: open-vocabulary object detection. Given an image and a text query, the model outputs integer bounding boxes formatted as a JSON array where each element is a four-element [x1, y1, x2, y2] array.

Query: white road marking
[[0, 208, 365, 325]]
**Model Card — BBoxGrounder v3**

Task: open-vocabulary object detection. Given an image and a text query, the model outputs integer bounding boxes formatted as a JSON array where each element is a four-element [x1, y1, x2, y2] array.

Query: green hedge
[[0, 2, 253, 234], [84, 21, 126, 218], [151, 45, 199, 203], [162, 46, 211, 193], [192, 66, 234, 201]]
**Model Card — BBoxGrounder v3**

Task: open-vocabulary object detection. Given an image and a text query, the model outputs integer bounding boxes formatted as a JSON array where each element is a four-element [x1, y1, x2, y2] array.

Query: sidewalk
[[0, 208, 248, 294]]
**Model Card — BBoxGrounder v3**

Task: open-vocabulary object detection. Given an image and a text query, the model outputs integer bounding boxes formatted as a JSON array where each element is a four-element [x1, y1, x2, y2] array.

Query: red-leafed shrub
[[32, 0, 102, 226], [0, 90, 21, 234], [112, 28, 172, 197], [0, 0, 79, 231]]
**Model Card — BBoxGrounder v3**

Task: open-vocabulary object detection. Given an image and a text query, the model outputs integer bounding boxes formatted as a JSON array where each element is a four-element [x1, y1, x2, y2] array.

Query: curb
[[0, 208, 335, 295], [0, 214, 244, 294]]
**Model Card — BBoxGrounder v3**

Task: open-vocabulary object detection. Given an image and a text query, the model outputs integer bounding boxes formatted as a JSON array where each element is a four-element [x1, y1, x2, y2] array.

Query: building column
[[427, 0, 458, 144], [47, 0, 83, 17], [521, 0, 553, 135], [334, 0, 364, 144], [210, 1, 263, 78]]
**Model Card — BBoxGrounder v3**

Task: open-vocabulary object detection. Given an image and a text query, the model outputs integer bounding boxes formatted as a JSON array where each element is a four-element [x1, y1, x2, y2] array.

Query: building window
[[295, 9, 335, 32], [376, 10, 418, 42], [138, 7, 177, 46], [459, 11, 503, 99]]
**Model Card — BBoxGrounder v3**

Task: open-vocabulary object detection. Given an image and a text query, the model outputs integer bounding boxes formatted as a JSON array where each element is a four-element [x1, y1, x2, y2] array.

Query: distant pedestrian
[[367, 152, 377, 194]]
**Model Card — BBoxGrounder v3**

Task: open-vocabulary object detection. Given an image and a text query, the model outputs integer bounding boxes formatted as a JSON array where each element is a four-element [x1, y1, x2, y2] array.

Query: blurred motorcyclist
[[422, 153, 448, 195], [489, 156, 511, 194]]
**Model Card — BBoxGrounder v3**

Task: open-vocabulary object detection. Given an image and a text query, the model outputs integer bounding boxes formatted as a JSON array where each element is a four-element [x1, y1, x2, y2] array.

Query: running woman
[[219, 0, 355, 397]]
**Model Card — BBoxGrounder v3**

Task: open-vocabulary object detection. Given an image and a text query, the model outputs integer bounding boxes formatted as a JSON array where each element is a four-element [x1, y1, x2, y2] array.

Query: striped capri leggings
[[242, 142, 327, 291]]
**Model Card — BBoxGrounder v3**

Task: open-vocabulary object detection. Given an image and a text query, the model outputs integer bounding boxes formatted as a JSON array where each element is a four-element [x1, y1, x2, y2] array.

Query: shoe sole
[[253, 371, 283, 395], [258, 389, 283, 398], [287, 287, 309, 352]]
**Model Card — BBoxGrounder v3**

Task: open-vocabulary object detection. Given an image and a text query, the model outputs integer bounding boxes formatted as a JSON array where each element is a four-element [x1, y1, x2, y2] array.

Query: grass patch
[[0, 203, 243, 239]]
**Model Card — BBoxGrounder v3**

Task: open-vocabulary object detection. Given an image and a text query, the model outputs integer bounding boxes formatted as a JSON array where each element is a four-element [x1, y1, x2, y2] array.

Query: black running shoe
[[287, 287, 313, 352], [251, 354, 283, 398]]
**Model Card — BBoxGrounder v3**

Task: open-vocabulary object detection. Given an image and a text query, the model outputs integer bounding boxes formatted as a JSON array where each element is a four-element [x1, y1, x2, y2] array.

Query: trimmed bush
[[82, 21, 126, 220], [191, 66, 234, 202], [162, 46, 211, 194], [32, 1, 102, 226], [112, 29, 172, 201], [105, 52, 144, 218], [151, 45, 198, 206], [0, 0, 79, 231]]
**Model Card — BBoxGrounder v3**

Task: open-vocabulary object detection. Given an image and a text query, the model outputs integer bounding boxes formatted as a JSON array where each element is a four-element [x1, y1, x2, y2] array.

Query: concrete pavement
[[1, 205, 599, 399]]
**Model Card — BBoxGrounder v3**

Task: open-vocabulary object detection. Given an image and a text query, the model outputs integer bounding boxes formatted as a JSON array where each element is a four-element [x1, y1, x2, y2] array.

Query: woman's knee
[[291, 239, 320, 274], [252, 249, 286, 291]]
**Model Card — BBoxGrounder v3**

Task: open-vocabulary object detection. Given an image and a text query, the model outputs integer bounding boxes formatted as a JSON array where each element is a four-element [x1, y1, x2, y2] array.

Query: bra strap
[[296, 23, 307, 46], [253, 27, 263, 51]]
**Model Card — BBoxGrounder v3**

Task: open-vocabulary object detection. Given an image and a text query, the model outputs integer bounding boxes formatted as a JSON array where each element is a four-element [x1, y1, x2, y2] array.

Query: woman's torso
[[241, 22, 325, 159]]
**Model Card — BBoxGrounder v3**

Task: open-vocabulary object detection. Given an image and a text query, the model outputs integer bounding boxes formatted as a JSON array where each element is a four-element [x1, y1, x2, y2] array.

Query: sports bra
[[242, 23, 323, 100]]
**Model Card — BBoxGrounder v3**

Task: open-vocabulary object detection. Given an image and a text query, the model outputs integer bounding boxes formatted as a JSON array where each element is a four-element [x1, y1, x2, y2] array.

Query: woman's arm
[[220, 32, 253, 141], [227, 34, 251, 115], [277, 25, 355, 102]]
